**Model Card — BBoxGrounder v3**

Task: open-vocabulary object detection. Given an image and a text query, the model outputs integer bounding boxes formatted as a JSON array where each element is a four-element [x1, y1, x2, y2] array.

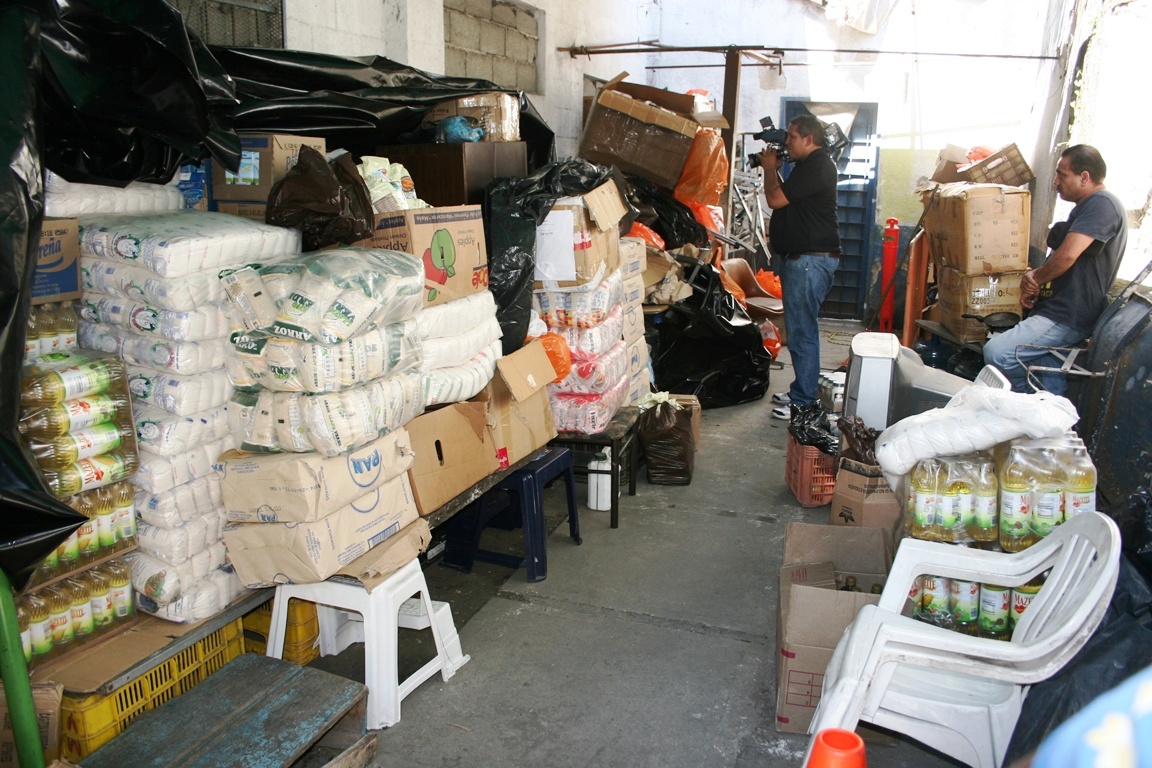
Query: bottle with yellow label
[[909, 459, 940, 541], [1064, 446, 1097, 519], [85, 568, 114, 635], [25, 593, 52, 665], [63, 576, 95, 644], [978, 583, 1012, 640], [57, 301, 78, 351], [44, 451, 136, 499], [968, 454, 999, 544], [71, 494, 101, 566], [38, 302, 60, 358], [43, 585, 74, 656], [999, 446, 1033, 552], [56, 524, 80, 577]]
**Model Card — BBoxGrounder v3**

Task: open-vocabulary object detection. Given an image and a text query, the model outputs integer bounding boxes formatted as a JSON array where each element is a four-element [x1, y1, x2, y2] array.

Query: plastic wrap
[[421, 340, 502, 408], [79, 211, 301, 278], [415, 290, 498, 340], [227, 320, 422, 393], [133, 403, 232, 456], [419, 315, 503, 372], [549, 341, 628, 395], [137, 560, 241, 623], [548, 305, 623, 356], [79, 293, 231, 342], [80, 322, 228, 375], [82, 257, 233, 311], [551, 375, 629, 434], [637, 398, 696, 485], [45, 171, 184, 217], [262, 248, 424, 344], [126, 366, 233, 415], [535, 269, 624, 329], [534, 332, 572, 382], [133, 436, 237, 495], [526, 310, 548, 339], [124, 550, 194, 607], [136, 476, 223, 530]]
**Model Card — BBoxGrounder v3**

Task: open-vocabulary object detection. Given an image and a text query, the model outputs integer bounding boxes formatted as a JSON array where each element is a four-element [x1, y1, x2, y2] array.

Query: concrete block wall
[[444, 0, 540, 93]]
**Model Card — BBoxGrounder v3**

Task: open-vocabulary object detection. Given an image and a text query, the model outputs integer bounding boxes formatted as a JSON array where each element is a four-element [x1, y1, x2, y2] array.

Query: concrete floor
[[313, 320, 963, 768]]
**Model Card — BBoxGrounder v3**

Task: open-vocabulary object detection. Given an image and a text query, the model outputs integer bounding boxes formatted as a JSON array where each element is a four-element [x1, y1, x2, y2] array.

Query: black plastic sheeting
[[209, 47, 555, 172], [0, 7, 88, 592], [485, 159, 617, 353]]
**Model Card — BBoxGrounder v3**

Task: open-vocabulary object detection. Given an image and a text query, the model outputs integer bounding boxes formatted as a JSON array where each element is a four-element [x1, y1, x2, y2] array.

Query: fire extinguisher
[[880, 218, 899, 333]]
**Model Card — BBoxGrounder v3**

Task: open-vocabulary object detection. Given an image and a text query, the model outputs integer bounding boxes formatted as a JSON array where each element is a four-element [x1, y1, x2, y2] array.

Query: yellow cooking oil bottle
[[999, 445, 1033, 552], [106, 559, 135, 622], [43, 585, 75, 657], [25, 592, 53, 665], [1064, 446, 1097, 519], [62, 576, 95, 645], [94, 485, 118, 553], [909, 459, 941, 541], [1028, 447, 1066, 545], [1010, 573, 1047, 638], [937, 457, 973, 543], [978, 583, 1012, 640], [111, 479, 137, 545], [21, 352, 118, 406], [15, 596, 31, 665], [968, 453, 999, 544], [71, 493, 101, 566], [20, 394, 120, 440], [33, 421, 126, 470], [85, 567, 115, 635], [949, 578, 981, 636]]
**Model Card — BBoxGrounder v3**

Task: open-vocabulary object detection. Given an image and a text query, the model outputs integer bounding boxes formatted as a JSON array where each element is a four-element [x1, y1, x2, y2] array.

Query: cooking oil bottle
[[57, 301, 78, 350], [43, 585, 74, 656], [24, 304, 41, 363], [909, 459, 940, 541], [949, 578, 981, 636], [1029, 448, 1065, 543], [15, 596, 31, 665], [21, 354, 117, 407], [56, 523, 80, 577], [938, 458, 973, 543], [94, 485, 118, 552], [85, 568, 114, 635], [978, 583, 1012, 640], [38, 302, 60, 357], [999, 446, 1033, 552], [111, 480, 137, 544], [106, 559, 134, 622], [968, 454, 999, 544], [25, 592, 53, 665], [35, 539, 60, 583], [1010, 573, 1046, 638], [19, 394, 120, 440], [71, 494, 100, 566], [919, 575, 951, 623], [33, 422, 126, 469], [1065, 446, 1097, 518], [44, 452, 134, 498], [62, 576, 95, 644]]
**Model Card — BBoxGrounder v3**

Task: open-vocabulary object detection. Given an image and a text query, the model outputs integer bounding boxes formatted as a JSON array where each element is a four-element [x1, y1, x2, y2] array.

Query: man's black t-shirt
[[768, 148, 841, 255], [1033, 189, 1127, 335]]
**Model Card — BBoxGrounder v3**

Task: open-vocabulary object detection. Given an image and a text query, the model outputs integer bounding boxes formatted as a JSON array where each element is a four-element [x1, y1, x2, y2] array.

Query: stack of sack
[[76, 209, 302, 622], [418, 290, 503, 408]]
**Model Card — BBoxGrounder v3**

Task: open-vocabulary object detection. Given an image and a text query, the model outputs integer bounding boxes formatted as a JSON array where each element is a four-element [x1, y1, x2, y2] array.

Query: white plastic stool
[[265, 558, 470, 729]]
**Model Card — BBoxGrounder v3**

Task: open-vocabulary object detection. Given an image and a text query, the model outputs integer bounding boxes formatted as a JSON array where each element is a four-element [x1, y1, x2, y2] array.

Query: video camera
[[747, 116, 851, 168]]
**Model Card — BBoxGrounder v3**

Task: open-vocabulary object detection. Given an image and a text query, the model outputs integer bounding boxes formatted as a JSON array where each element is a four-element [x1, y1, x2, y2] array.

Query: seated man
[[983, 145, 1127, 396]]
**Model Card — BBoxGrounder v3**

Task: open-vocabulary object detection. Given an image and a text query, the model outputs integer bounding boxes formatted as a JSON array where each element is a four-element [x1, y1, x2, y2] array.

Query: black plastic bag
[[651, 257, 772, 408], [265, 147, 374, 251], [1003, 555, 1152, 763], [637, 401, 695, 485], [0, 7, 87, 591], [622, 175, 709, 250], [33, 0, 239, 185], [837, 414, 880, 463], [1105, 485, 1152, 582], [484, 159, 615, 353]]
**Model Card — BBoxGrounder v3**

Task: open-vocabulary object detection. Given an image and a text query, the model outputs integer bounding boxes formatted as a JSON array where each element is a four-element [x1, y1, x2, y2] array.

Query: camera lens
[[748, 153, 762, 169]]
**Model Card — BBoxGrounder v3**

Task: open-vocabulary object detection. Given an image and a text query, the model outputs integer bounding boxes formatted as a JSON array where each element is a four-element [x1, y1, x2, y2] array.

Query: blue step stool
[[443, 447, 581, 582]]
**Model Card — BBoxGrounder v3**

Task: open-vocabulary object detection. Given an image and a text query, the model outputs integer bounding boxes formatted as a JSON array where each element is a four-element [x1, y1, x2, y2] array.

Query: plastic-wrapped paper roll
[[82, 257, 232, 311], [550, 374, 630, 434], [137, 576, 222, 623], [79, 210, 302, 278], [133, 435, 236, 495], [189, 548, 213, 581], [127, 366, 233, 415], [421, 340, 502, 408], [415, 291, 498, 340], [124, 549, 194, 606], [210, 564, 247, 607], [46, 171, 185, 217], [549, 305, 623, 356], [78, 293, 231, 342], [219, 265, 279, 331], [133, 402, 232, 456], [535, 268, 624, 328], [300, 372, 424, 456], [272, 392, 312, 452], [269, 249, 423, 344], [548, 341, 628, 395], [80, 322, 228, 376], [419, 315, 502, 372], [135, 476, 223, 530], [136, 521, 192, 565]]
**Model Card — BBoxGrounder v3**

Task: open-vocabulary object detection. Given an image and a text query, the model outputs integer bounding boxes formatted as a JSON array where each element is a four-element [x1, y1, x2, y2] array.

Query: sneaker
[[771, 405, 791, 421], [771, 392, 791, 405]]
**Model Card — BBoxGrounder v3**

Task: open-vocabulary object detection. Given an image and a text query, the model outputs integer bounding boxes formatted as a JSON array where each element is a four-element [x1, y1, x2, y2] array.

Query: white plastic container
[[587, 449, 613, 511]]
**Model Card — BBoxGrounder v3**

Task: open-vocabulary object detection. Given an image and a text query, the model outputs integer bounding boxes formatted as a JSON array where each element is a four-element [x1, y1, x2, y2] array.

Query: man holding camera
[[760, 114, 841, 420]]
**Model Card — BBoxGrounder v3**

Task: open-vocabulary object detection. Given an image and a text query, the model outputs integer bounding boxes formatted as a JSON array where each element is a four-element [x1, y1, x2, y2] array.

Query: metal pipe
[[560, 43, 1057, 61], [0, 570, 44, 768]]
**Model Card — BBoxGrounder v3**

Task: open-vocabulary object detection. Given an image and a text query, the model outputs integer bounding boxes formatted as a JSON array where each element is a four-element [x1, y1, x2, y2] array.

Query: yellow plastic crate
[[60, 617, 244, 761], [244, 632, 320, 666], [243, 597, 319, 647]]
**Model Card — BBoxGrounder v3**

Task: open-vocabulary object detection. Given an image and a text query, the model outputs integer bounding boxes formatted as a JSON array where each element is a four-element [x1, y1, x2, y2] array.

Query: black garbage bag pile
[[788, 403, 839, 456], [265, 147, 375, 251], [622, 175, 709, 250], [485, 159, 618, 353]]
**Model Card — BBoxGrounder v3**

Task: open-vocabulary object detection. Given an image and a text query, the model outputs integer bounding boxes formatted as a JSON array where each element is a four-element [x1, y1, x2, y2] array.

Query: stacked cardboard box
[[209, 133, 327, 221], [619, 237, 651, 404]]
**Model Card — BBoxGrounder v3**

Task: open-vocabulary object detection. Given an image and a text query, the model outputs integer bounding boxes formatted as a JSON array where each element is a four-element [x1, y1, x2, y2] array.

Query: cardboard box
[[210, 133, 326, 202], [405, 401, 502, 516], [176, 163, 209, 211], [422, 92, 521, 142], [929, 144, 969, 184], [217, 429, 414, 523], [32, 218, 80, 305], [619, 237, 646, 281], [376, 142, 528, 207], [642, 250, 675, 290], [621, 299, 645, 345], [625, 337, 649, 381], [626, 369, 652, 405], [0, 682, 62, 767], [215, 201, 267, 223], [478, 339, 558, 469], [936, 265, 1025, 343], [355, 205, 488, 307], [578, 74, 727, 190], [830, 457, 901, 530], [534, 181, 627, 289], [224, 472, 420, 587], [923, 183, 1030, 275], [776, 523, 891, 734], [670, 394, 701, 451]]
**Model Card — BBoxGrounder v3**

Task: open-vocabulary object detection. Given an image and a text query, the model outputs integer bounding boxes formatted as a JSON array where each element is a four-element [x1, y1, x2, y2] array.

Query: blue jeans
[[779, 253, 838, 405], [982, 314, 1087, 396]]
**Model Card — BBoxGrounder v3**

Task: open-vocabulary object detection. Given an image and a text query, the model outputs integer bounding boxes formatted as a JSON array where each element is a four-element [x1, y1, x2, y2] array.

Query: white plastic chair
[[805, 511, 1121, 768]]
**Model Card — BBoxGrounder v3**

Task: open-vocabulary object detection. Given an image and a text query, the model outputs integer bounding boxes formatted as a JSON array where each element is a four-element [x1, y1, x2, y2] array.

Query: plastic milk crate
[[242, 596, 321, 665], [785, 434, 837, 507], [59, 617, 245, 760]]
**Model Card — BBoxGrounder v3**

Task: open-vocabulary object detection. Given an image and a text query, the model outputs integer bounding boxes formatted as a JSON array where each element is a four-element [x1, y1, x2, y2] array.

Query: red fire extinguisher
[[880, 218, 899, 333]]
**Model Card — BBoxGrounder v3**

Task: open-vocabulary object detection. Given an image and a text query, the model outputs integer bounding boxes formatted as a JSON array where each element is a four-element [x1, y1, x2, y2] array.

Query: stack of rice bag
[[76, 209, 302, 622]]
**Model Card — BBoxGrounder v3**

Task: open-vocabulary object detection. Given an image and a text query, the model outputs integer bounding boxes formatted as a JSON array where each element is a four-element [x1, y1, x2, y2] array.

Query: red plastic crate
[[785, 434, 837, 507]]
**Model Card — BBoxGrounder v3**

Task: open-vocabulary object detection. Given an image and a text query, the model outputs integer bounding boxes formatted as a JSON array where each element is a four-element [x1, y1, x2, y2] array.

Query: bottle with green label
[[25, 593, 53, 665], [20, 394, 121, 440], [1029, 448, 1065, 543], [33, 421, 126, 470], [979, 583, 1012, 640], [968, 453, 999, 544], [22, 353, 120, 406], [999, 446, 1033, 553]]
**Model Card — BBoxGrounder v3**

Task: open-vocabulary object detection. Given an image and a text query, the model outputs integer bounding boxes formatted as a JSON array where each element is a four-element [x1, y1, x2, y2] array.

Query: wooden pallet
[[78, 654, 375, 768]]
